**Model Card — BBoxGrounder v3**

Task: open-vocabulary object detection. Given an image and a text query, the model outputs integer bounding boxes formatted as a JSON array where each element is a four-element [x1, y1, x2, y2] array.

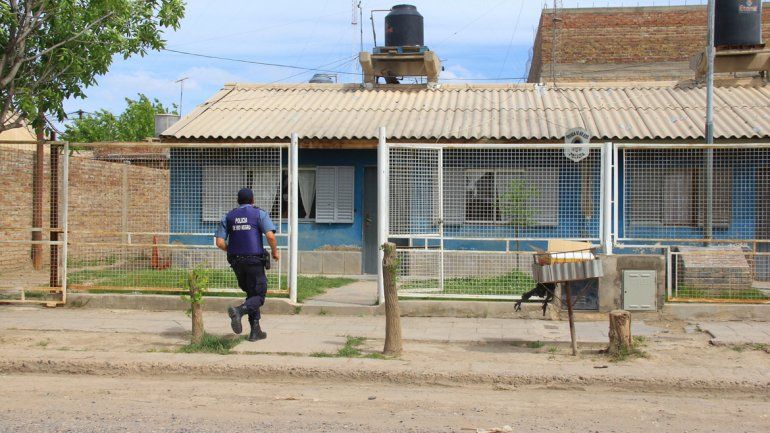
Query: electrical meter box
[[622, 270, 657, 311]]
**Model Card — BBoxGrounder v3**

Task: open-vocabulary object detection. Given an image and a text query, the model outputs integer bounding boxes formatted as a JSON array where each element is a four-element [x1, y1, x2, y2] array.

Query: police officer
[[215, 188, 279, 342]]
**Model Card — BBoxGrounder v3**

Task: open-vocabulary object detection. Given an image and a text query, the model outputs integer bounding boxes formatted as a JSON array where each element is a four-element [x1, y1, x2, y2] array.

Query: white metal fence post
[[377, 127, 388, 305], [61, 142, 69, 304], [289, 133, 299, 304], [437, 147, 445, 291], [602, 142, 613, 255]]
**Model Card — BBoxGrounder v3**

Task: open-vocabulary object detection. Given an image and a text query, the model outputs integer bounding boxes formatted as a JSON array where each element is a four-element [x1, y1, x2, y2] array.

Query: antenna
[[174, 77, 189, 115]]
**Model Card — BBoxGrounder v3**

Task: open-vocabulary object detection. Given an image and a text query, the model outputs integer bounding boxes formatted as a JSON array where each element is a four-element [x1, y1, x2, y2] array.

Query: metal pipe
[[705, 0, 715, 240], [437, 148, 445, 291], [289, 133, 299, 304], [377, 126, 389, 305], [601, 142, 613, 255]]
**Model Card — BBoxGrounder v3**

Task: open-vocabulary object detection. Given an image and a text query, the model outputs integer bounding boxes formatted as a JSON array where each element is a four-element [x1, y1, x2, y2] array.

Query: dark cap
[[237, 188, 254, 204]]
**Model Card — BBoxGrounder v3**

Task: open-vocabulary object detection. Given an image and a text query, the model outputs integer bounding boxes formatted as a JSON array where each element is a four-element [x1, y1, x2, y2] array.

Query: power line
[[162, 48, 362, 76]]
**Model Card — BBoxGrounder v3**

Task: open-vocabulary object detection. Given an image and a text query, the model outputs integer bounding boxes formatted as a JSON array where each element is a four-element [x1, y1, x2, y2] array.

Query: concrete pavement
[[698, 321, 770, 346]]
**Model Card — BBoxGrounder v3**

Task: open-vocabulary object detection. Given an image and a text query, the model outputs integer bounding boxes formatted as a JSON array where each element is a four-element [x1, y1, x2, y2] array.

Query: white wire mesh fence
[[0, 141, 67, 304], [622, 145, 770, 302], [65, 143, 291, 297], [388, 144, 603, 299]]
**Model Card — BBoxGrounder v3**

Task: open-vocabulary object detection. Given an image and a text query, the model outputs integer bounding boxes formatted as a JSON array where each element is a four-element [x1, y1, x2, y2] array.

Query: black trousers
[[228, 255, 267, 322]]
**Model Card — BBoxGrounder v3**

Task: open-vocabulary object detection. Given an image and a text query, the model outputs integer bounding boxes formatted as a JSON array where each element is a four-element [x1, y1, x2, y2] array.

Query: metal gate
[[0, 141, 69, 305]]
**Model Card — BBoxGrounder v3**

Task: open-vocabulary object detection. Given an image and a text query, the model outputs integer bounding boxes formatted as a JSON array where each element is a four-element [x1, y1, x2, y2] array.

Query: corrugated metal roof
[[162, 82, 770, 141]]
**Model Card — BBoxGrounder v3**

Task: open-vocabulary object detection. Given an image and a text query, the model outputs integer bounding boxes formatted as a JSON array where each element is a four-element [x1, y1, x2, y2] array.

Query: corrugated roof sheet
[[162, 82, 770, 141]]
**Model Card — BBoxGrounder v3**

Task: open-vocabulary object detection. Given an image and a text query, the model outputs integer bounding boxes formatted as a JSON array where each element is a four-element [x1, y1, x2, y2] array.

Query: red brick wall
[[529, 3, 770, 81], [0, 146, 169, 275]]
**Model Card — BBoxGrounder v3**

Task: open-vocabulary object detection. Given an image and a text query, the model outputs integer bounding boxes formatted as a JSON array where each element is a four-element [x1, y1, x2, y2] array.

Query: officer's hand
[[272, 251, 280, 262]]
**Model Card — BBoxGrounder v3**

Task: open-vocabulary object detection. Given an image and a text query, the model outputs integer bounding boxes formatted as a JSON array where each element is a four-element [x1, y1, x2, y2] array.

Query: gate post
[[61, 142, 70, 304], [289, 133, 299, 303], [377, 127, 389, 305], [601, 142, 614, 255]]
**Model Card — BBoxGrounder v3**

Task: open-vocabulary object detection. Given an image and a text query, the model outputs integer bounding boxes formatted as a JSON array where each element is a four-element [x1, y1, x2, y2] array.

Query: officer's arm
[[266, 231, 279, 261], [214, 215, 228, 252]]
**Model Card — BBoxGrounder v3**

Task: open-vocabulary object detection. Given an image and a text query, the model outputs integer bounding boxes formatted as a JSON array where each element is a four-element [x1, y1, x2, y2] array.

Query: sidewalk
[[1, 306, 768, 394], [0, 306, 660, 354]]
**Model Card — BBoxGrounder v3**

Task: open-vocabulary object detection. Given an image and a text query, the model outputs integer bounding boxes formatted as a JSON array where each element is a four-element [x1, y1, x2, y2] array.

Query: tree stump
[[382, 242, 402, 357], [608, 310, 632, 356]]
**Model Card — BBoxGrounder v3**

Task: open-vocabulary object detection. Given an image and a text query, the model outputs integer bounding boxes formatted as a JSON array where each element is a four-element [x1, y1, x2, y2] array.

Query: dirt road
[[1, 373, 768, 433]]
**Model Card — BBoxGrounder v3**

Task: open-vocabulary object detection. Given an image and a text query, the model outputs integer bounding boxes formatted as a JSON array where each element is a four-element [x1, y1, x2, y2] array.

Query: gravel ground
[[1, 374, 768, 433]]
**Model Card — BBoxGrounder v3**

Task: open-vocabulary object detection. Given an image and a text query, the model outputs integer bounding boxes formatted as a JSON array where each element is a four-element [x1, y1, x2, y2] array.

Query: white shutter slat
[[202, 166, 242, 222], [443, 168, 465, 226], [335, 166, 355, 223], [315, 166, 338, 223]]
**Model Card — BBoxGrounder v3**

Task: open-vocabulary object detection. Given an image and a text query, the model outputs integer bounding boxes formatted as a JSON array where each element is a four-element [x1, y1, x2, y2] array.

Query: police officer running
[[215, 188, 279, 342]]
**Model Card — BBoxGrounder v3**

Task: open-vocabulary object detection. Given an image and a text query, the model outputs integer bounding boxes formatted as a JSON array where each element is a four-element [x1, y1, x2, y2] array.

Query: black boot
[[248, 318, 267, 342], [227, 304, 248, 334]]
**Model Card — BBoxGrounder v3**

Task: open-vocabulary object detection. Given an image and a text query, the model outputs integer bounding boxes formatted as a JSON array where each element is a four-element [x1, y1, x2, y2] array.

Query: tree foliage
[[0, 0, 185, 133], [62, 93, 176, 142]]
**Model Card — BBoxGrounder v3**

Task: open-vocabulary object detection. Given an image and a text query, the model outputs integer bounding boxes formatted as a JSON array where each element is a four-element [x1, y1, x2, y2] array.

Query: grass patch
[[675, 286, 769, 300], [731, 343, 768, 353], [178, 334, 245, 355], [547, 346, 558, 354], [69, 268, 353, 302], [608, 336, 649, 362], [400, 270, 535, 296], [527, 341, 544, 349], [311, 336, 390, 359]]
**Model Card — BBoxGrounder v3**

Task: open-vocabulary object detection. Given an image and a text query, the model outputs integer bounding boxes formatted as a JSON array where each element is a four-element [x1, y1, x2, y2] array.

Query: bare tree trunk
[[191, 296, 204, 345], [382, 242, 402, 357], [32, 111, 44, 270], [608, 310, 632, 357], [564, 282, 578, 356]]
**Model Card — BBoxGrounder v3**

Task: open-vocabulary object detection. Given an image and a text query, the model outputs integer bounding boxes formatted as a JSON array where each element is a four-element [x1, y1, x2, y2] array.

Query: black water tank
[[384, 4, 424, 47], [715, 0, 763, 47]]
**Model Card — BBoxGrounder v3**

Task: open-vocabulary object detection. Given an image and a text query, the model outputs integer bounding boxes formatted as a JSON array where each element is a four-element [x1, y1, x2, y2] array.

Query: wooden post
[[564, 282, 578, 356], [382, 242, 402, 356], [608, 310, 632, 357]]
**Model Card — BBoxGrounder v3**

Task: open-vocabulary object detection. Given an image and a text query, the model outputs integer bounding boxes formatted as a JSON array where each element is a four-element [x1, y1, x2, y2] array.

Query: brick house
[[528, 3, 770, 82]]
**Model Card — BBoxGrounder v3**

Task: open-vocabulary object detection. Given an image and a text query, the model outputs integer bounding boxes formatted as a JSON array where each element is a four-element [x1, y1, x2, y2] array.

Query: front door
[[362, 167, 378, 274]]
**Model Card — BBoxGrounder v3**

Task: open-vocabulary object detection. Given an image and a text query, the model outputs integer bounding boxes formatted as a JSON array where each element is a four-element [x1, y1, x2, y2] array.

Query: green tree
[[498, 178, 539, 254], [0, 0, 185, 133], [63, 94, 176, 142]]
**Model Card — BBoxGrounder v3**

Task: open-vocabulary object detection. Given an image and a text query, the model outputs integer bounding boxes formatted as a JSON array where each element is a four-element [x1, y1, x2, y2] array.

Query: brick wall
[[529, 3, 770, 82], [0, 146, 169, 276], [0, 146, 52, 274]]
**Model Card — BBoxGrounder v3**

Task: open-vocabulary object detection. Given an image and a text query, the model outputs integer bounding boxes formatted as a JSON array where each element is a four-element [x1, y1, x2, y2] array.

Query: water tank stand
[[359, 50, 441, 85], [690, 47, 770, 79]]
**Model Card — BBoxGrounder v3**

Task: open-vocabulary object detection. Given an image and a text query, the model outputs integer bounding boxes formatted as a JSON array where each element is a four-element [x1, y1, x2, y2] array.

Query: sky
[[61, 0, 709, 122]]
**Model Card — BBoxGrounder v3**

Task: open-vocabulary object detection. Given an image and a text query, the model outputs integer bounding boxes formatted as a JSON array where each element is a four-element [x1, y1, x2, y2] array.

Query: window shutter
[[202, 165, 243, 222], [526, 170, 559, 226], [443, 168, 465, 226], [663, 170, 694, 226], [315, 166, 355, 223], [315, 166, 337, 223], [335, 166, 355, 223]]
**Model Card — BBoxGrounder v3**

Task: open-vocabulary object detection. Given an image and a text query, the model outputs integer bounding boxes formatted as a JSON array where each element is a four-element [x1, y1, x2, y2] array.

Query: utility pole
[[705, 0, 715, 240], [175, 77, 189, 115], [551, 0, 562, 84]]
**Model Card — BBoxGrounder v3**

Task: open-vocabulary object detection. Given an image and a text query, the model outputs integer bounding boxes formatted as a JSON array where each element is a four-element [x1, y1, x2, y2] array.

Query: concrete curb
[[1, 352, 767, 395], [66, 293, 297, 315]]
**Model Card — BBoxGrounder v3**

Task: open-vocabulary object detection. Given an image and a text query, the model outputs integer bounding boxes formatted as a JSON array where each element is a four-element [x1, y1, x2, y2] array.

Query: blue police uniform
[[216, 203, 276, 338]]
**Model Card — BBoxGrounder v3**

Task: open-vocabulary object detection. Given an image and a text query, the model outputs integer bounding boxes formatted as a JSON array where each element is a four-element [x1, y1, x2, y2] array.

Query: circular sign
[[564, 127, 591, 162]]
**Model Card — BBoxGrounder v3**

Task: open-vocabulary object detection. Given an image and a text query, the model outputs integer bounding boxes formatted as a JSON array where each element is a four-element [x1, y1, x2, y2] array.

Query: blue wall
[[618, 150, 760, 242]]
